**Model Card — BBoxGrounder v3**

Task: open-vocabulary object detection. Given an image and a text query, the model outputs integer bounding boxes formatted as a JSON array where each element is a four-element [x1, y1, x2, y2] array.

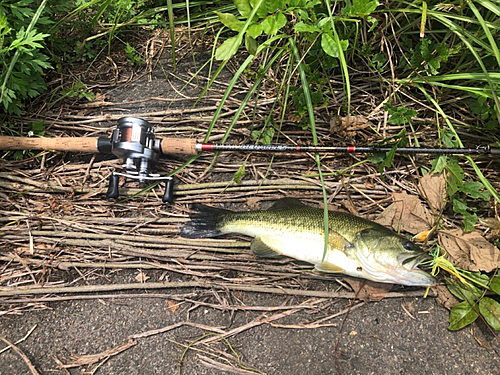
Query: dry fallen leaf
[[344, 277, 393, 302], [376, 191, 433, 234], [246, 196, 263, 210], [329, 115, 372, 141], [166, 300, 179, 313], [438, 229, 500, 272], [135, 270, 149, 283], [418, 173, 447, 213], [434, 284, 460, 310]]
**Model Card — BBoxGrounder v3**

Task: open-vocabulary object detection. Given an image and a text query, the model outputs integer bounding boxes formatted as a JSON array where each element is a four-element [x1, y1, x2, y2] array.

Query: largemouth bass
[[180, 198, 435, 286]]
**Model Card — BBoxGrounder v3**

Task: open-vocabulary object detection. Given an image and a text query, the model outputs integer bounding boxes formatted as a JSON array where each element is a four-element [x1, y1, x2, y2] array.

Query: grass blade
[[289, 37, 330, 262], [324, 0, 351, 113], [167, 0, 176, 70]]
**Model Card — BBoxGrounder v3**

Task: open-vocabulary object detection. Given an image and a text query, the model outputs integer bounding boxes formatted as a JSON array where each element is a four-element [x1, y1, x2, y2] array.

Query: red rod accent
[[296, 145, 301, 151], [347, 146, 355, 153], [201, 144, 213, 151]]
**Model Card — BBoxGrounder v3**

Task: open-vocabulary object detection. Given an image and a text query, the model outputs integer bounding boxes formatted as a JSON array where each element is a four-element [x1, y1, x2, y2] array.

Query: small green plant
[[251, 125, 275, 145], [60, 78, 95, 102], [430, 249, 500, 331], [405, 38, 451, 76], [0, 0, 53, 115], [125, 42, 144, 65]]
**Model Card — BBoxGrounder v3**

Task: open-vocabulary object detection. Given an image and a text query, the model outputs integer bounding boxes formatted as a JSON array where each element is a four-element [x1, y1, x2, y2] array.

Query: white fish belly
[[222, 223, 360, 274]]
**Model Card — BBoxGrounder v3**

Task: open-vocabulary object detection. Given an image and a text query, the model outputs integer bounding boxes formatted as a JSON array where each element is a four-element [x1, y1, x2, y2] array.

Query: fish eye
[[403, 241, 415, 251]]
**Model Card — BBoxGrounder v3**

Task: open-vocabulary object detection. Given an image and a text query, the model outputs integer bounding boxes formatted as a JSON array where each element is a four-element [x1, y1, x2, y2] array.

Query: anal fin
[[315, 262, 345, 273], [251, 237, 281, 258]]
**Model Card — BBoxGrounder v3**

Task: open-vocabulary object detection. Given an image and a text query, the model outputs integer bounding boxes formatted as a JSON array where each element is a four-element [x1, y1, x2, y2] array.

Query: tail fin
[[180, 204, 231, 238]]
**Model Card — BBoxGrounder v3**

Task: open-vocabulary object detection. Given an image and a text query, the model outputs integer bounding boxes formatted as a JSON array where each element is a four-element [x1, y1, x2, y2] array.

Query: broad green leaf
[[479, 297, 500, 331], [446, 159, 464, 196], [452, 198, 477, 232], [342, 0, 379, 17], [321, 33, 348, 58], [245, 34, 257, 55], [294, 22, 320, 33], [252, 126, 275, 145], [490, 275, 500, 295], [247, 23, 263, 38], [261, 12, 287, 35], [459, 181, 490, 201], [265, 0, 281, 13], [234, 0, 252, 17], [250, 0, 268, 17], [216, 12, 244, 32], [384, 145, 398, 168], [448, 301, 479, 331], [462, 271, 490, 288], [445, 279, 481, 302], [386, 105, 417, 125], [430, 155, 448, 174], [215, 36, 242, 60]]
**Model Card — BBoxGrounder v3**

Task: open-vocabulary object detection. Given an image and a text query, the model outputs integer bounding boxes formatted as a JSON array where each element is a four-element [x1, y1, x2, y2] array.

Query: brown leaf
[[135, 270, 149, 283], [434, 285, 460, 310], [418, 173, 447, 213], [376, 191, 433, 234], [344, 277, 393, 302], [166, 300, 179, 313], [479, 217, 500, 230], [246, 197, 262, 210], [438, 229, 500, 272], [329, 115, 373, 141]]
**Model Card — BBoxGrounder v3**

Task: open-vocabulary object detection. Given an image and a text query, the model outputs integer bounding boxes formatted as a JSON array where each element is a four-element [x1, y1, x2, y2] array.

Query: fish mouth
[[398, 252, 433, 271], [391, 252, 435, 286], [356, 250, 436, 287]]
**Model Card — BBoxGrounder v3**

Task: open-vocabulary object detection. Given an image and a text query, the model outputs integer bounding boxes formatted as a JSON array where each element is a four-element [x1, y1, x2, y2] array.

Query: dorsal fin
[[267, 198, 309, 211]]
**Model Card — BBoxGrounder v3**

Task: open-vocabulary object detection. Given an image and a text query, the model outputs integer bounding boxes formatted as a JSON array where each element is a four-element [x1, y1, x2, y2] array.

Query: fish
[[180, 198, 435, 286]]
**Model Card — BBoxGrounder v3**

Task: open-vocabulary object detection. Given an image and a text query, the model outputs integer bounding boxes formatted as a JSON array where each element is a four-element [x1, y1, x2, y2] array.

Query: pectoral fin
[[315, 262, 345, 273], [251, 237, 281, 258], [329, 231, 354, 254]]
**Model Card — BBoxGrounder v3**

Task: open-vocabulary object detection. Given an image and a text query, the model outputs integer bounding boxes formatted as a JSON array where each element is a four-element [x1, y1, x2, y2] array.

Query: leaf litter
[[376, 173, 500, 276]]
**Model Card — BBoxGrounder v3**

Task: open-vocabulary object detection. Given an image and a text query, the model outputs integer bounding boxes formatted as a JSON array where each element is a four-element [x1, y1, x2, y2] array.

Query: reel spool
[[105, 117, 174, 203]]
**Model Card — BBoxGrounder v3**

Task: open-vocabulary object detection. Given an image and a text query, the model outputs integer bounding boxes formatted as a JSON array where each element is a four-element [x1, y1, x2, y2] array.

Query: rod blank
[[197, 143, 499, 155]]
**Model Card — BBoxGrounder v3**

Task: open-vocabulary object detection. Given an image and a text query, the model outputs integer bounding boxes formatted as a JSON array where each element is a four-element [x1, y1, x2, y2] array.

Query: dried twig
[[0, 280, 433, 299], [0, 334, 41, 375], [0, 325, 37, 355]]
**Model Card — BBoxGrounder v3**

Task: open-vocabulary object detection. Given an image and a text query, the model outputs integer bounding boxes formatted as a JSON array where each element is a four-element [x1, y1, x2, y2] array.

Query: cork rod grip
[[0, 136, 99, 153], [160, 137, 198, 155]]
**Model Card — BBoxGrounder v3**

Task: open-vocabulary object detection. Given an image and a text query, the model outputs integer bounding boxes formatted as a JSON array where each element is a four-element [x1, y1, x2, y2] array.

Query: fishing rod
[[1, 117, 498, 202]]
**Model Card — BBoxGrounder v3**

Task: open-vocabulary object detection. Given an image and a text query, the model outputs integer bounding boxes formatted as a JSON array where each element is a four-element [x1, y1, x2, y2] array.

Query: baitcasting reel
[[100, 117, 175, 203]]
